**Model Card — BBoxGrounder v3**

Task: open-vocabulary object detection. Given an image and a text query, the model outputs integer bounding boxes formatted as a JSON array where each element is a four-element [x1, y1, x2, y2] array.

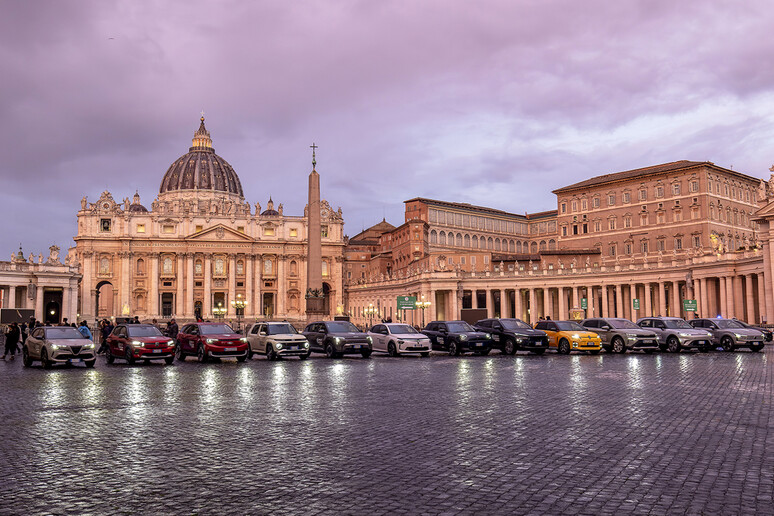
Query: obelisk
[[306, 143, 323, 318]]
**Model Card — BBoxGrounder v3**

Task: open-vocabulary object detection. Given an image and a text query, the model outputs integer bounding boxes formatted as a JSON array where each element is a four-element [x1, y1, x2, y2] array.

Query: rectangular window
[[594, 221, 601, 232], [471, 256, 476, 265], [639, 190, 647, 201], [460, 257, 466, 265], [693, 235, 701, 247], [100, 219, 111, 232], [623, 192, 630, 203], [237, 226, 245, 233], [675, 238, 683, 250], [690, 181, 699, 193], [483, 256, 489, 264], [195, 225, 203, 232], [571, 200, 578, 212], [562, 226, 568, 236], [624, 243, 632, 255], [609, 244, 616, 256], [641, 241, 649, 253], [136, 224, 145, 233], [581, 199, 587, 210], [608, 219, 616, 230], [582, 223, 588, 233], [290, 228, 298, 237], [624, 217, 631, 228], [321, 226, 328, 238], [657, 240, 665, 251], [656, 186, 664, 198], [561, 203, 567, 213], [608, 194, 615, 206], [672, 183, 681, 195], [640, 214, 648, 226], [264, 227, 275, 236], [162, 225, 175, 234]]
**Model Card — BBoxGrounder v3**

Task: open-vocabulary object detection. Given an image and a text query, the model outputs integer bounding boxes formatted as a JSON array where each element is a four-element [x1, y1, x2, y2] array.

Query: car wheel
[[22, 346, 32, 367], [558, 339, 571, 355], [361, 350, 372, 358], [751, 344, 764, 352], [503, 338, 516, 355], [612, 337, 626, 353], [85, 359, 96, 368], [530, 348, 546, 355], [164, 356, 174, 365], [388, 342, 399, 357], [448, 341, 460, 356], [721, 336, 735, 352], [667, 336, 681, 353], [105, 348, 115, 364], [197, 344, 208, 363], [125, 347, 136, 365], [325, 343, 337, 359], [246, 346, 254, 360], [266, 344, 277, 361], [41, 348, 52, 369], [420, 352, 430, 357], [236, 350, 248, 362]]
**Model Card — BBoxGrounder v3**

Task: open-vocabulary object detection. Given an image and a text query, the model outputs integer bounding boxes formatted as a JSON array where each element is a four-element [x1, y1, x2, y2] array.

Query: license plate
[[288, 346, 297, 350], [153, 349, 162, 353], [225, 347, 236, 352], [644, 340, 654, 344], [353, 344, 361, 349], [474, 343, 482, 346]]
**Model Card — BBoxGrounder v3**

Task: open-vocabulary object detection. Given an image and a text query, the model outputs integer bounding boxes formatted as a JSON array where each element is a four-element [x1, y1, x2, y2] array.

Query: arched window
[[509, 240, 515, 252], [516, 241, 522, 253], [464, 234, 471, 247], [136, 258, 145, 275], [549, 239, 556, 250], [439, 231, 447, 245], [136, 294, 145, 311], [163, 257, 173, 274], [487, 237, 493, 249], [494, 238, 501, 251], [480, 236, 487, 249], [456, 233, 462, 246], [530, 242, 538, 253], [539, 240, 547, 251], [430, 230, 438, 244], [472, 235, 478, 248], [290, 260, 298, 276]]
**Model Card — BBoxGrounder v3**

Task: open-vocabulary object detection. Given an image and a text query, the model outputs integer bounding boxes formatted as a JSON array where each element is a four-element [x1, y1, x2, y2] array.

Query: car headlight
[[734, 333, 744, 339], [206, 339, 215, 344], [572, 334, 580, 340], [397, 339, 404, 344], [276, 342, 283, 350], [679, 333, 691, 337], [304, 342, 310, 348], [131, 340, 142, 346], [240, 338, 248, 343], [167, 340, 175, 345], [485, 333, 491, 340], [334, 337, 343, 344], [83, 343, 95, 349], [50, 344, 62, 350], [366, 336, 373, 344]]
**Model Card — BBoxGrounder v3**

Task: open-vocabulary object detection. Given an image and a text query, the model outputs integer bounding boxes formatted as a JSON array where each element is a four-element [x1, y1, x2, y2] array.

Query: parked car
[[175, 322, 249, 362], [732, 319, 773, 342], [368, 323, 431, 357], [474, 318, 548, 354], [688, 318, 765, 352], [104, 324, 176, 365], [303, 320, 373, 358], [636, 317, 714, 352], [22, 326, 96, 368], [580, 318, 659, 353], [534, 320, 602, 354], [245, 321, 310, 360], [422, 320, 493, 356]]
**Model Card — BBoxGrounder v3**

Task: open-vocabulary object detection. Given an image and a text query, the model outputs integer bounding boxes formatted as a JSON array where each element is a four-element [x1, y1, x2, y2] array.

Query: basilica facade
[[73, 118, 344, 324]]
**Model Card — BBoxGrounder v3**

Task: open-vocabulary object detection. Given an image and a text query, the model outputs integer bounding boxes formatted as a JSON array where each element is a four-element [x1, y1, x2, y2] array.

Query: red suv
[[175, 322, 248, 363], [106, 324, 176, 365]]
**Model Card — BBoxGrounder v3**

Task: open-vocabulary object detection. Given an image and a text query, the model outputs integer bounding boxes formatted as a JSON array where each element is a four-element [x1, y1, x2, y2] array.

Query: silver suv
[[689, 318, 765, 352], [580, 318, 659, 353], [244, 322, 310, 360], [636, 317, 714, 353]]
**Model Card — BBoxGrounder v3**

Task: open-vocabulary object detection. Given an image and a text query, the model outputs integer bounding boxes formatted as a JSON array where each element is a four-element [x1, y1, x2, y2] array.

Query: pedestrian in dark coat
[[3, 323, 20, 360]]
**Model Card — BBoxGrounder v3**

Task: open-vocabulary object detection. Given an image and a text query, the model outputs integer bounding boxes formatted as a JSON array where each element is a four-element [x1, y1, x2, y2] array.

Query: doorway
[[95, 281, 114, 318], [161, 293, 174, 317], [263, 293, 274, 318]]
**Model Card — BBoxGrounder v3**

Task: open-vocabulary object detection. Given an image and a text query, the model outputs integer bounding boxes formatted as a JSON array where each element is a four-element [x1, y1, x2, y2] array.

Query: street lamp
[[415, 295, 431, 329], [213, 302, 226, 320], [231, 294, 248, 332], [364, 303, 378, 329]]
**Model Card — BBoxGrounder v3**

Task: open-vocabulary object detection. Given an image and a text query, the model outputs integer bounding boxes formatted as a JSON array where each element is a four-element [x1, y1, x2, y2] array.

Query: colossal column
[[204, 254, 212, 317], [149, 253, 159, 317], [227, 254, 236, 316], [185, 253, 194, 318], [176, 254, 184, 316], [306, 145, 324, 320]]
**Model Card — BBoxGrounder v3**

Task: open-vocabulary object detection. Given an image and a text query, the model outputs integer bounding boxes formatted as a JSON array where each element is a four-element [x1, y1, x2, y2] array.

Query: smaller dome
[[261, 209, 279, 216], [129, 203, 148, 213]]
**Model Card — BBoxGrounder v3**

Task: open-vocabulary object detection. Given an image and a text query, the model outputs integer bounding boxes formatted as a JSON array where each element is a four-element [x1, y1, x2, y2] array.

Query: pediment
[[185, 224, 254, 242], [753, 200, 774, 220]]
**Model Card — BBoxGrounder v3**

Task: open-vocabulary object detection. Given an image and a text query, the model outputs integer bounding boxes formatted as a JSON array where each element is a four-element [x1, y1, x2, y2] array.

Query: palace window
[[571, 200, 578, 212], [693, 235, 701, 247], [656, 186, 664, 198], [594, 221, 601, 232], [672, 183, 681, 195], [561, 203, 567, 214], [657, 239, 665, 251], [593, 197, 600, 208], [624, 216, 632, 228], [264, 227, 275, 236], [608, 218, 616, 230], [136, 258, 145, 275], [639, 189, 647, 201], [581, 199, 588, 210], [623, 192, 631, 204], [640, 213, 648, 226], [641, 241, 649, 253], [609, 244, 616, 256], [675, 237, 683, 250], [290, 228, 298, 237], [624, 243, 632, 255], [690, 180, 699, 193], [136, 224, 145, 233], [321, 226, 329, 238], [100, 219, 111, 232], [162, 225, 175, 234], [608, 194, 615, 206], [322, 261, 329, 277]]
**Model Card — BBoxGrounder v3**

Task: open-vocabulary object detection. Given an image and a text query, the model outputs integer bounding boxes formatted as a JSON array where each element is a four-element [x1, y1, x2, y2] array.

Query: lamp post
[[364, 303, 378, 329], [213, 302, 226, 321], [230, 294, 248, 332], [415, 295, 431, 329]]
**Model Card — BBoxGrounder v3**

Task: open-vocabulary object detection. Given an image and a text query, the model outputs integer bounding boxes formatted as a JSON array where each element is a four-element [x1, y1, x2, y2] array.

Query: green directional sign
[[683, 299, 698, 312], [397, 296, 417, 310], [580, 298, 587, 309], [633, 298, 640, 310]]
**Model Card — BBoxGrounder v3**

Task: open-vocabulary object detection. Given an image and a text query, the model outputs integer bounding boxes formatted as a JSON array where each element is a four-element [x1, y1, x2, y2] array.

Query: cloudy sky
[[3, 0, 774, 259]]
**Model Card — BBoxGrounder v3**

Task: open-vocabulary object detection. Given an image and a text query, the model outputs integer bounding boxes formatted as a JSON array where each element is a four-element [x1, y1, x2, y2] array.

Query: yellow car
[[534, 320, 602, 354]]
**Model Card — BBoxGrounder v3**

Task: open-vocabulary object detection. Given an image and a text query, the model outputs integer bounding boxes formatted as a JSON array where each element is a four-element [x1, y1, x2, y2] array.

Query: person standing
[[78, 321, 93, 340], [98, 319, 113, 355], [167, 318, 179, 340], [3, 323, 20, 360]]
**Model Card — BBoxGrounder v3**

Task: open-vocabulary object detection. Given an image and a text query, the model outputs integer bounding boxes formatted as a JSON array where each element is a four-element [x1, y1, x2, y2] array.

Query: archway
[[322, 282, 331, 315], [95, 281, 114, 319], [44, 300, 61, 324]]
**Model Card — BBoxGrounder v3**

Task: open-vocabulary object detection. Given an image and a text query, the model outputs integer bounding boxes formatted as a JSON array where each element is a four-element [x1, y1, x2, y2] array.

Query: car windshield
[[608, 319, 639, 329], [447, 322, 474, 332], [267, 323, 298, 335], [200, 324, 236, 335], [45, 327, 85, 339], [555, 321, 585, 331], [127, 326, 164, 337], [663, 319, 692, 329], [326, 321, 360, 333], [387, 324, 418, 334], [501, 319, 531, 329], [715, 319, 746, 329]]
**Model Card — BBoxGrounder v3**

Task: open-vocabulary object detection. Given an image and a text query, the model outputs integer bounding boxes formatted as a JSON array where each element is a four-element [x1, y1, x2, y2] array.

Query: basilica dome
[[159, 117, 244, 198]]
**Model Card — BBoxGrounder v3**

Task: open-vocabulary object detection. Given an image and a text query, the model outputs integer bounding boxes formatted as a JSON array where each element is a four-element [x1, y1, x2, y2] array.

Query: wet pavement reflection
[[1, 348, 772, 514]]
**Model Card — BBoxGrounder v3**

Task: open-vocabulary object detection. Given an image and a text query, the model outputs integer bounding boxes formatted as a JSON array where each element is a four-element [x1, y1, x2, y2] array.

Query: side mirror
[[601, 325, 611, 330], [259, 331, 267, 336]]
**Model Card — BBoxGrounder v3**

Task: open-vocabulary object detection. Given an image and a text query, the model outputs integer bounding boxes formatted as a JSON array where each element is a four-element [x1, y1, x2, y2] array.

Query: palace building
[[72, 117, 344, 324], [345, 161, 774, 327]]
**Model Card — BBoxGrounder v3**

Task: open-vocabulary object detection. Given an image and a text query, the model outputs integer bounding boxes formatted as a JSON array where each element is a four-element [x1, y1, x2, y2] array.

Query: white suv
[[245, 322, 310, 360]]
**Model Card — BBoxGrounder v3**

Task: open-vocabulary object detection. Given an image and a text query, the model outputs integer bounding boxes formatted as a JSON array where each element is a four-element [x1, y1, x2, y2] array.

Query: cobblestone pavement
[[0, 347, 773, 515]]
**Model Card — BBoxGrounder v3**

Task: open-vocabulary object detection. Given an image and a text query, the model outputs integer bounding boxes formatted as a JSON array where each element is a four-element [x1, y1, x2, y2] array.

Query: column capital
[[185, 252, 195, 259]]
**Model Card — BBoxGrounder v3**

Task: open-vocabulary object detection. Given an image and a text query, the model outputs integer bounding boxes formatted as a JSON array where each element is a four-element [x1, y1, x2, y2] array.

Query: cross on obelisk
[[310, 142, 318, 169]]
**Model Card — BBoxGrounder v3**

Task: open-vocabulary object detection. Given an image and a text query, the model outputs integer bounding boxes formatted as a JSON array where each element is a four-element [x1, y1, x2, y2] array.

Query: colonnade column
[[658, 282, 666, 316], [745, 274, 755, 323], [81, 252, 93, 318], [497, 289, 504, 318], [601, 285, 608, 317], [35, 286, 44, 320], [700, 278, 709, 318], [452, 287, 461, 319], [514, 289, 523, 320], [204, 254, 212, 317], [725, 276, 735, 319], [255, 255, 263, 316], [758, 273, 767, 323], [528, 289, 537, 325], [121, 252, 131, 315], [227, 254, 237, 316], [767, 230, 774, 323], [692, 279, 701, 320], [643, 283, 651, 317], [557, 287, 566, 320], [176, 254, 185, 317], [671, 281, 681, 318], [185, 254, 194, 318], [718, 277, 727, 318], [586, 285, 594, 317], [733, 276, 744, 321], [543, 288, 552, 319], [622, 286, 631, 320], [7, 285, 16, 309], [246, 256, 254, 319], [149, 253, 159, 317], [615, 284, 623, 318], [278, 257, 287, 316]]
